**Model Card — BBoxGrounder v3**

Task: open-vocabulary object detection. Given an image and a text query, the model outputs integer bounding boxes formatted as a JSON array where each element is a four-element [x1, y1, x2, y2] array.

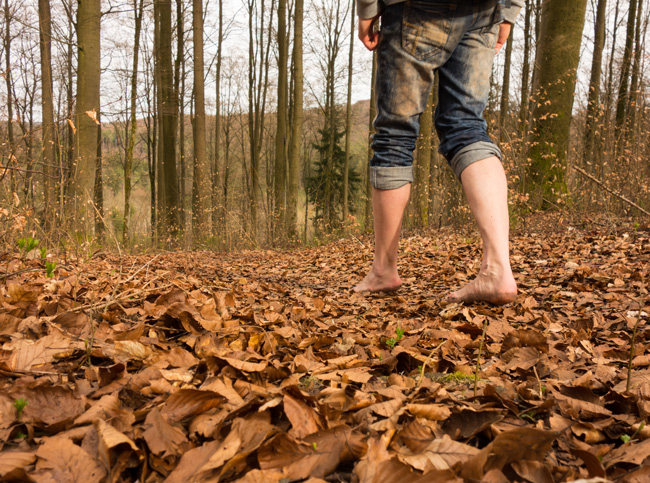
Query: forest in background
[[0, 0, 649, 251]]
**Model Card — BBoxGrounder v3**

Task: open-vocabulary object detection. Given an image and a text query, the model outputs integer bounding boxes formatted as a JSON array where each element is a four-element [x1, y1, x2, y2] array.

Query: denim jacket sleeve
[[357, 0, 523, 23], [502, 0, 523, 23], [357, 0, 380, 19]]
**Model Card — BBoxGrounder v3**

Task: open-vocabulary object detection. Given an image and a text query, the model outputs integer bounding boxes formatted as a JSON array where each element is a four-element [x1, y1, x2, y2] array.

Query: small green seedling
[[39, 247, 47, 259], [15, 432, 27, 440], [13, 398, 27, 419], [311, 442, 318, 451], [386, 327, 405, 350], [17, 237, 39, 253], [45, 261, 57, 277], [621, 422, 645, 444]]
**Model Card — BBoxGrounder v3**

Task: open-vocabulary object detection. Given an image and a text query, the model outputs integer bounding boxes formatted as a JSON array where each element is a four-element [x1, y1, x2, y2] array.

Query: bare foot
[[353, 267, 402, 293], [445, 270, 517, 305]]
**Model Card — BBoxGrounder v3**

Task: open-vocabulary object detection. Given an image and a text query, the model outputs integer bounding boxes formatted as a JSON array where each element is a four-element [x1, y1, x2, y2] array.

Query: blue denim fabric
[[370, 0, 503, 189]]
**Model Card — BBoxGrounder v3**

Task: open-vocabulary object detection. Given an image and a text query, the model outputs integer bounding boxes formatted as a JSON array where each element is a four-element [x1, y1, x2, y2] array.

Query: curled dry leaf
[[32, 436, 106, 482]]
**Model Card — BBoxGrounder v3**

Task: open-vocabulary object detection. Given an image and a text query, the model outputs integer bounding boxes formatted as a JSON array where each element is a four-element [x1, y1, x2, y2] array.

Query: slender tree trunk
[[192, 0, 211, 240], [65, 10, 74, 197], [583, 0, 607, 166], [274, 0, 288, 239], [365, 51, 377, 228], [519, 0, 531, 137], [176, 0, 186, 232], [615, 0, 638, 133], [342, 2, 355, 223], [4, 0, 15, 194], [626, 0, 644, 140], [414, 90, 433, 227], [124, 0, 144, 244], [288, 0, 303, 238], [213, 0, 224, 233], [72, 0, 101, 235], [94, 113, 104, 240], [38, 0, 56, 225], [155, 0, 181, 239], [527, 0, 587, 207]]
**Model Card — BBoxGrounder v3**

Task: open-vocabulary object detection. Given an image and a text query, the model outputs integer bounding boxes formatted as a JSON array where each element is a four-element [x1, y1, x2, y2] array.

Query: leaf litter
[[0, 223, 649, 482]]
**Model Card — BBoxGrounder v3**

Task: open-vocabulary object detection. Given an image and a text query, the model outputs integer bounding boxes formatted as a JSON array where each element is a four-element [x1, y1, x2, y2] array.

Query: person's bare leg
[[354, 184, 411, 292], [447, 156, 517, 305]]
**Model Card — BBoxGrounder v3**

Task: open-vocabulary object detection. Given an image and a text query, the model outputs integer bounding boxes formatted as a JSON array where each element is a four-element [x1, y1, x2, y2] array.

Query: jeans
[[370, 0, 503, 189]]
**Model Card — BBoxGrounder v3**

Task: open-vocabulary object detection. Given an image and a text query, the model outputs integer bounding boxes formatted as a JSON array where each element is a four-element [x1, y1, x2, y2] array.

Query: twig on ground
[[351, 234, 366, 248], [574, 166, 650, 218], [474, 320, 488, 398], [417, 340, 447, 388], [627, 294, 646, 392], [533, 365, 544, 400]]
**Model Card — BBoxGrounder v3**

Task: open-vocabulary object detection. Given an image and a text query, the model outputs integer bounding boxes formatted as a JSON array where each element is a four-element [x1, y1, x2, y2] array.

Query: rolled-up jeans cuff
[[370, 166, 414, 190], [450, 141, 502, 179]]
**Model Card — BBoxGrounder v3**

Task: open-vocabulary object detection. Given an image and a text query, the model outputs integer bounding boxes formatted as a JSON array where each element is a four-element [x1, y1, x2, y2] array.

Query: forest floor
[[1, 214, 650, 482]]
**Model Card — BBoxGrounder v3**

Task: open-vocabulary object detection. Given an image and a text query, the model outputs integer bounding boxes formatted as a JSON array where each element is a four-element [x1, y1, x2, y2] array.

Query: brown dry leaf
[[396, 434, 479, 471], [3, 333, 83, 372], [406, 403, 452, 421], [220, 356, 268, 373], [95, 418, 140, 467], [355, 434, 460, 483], [142, 407, 189, 458], [168, 411, 275, 481], [16, 384, 84, 431], [284, 392, 322, 438], [113, 339, 152, 362], [462, 428, 559, 480], [74, 393, 135, 432], [160, 389, 223, 424], [443, 409, 504, 440], [31, 436, 106, 482], [258, 426, 364, 481], [602, 437, 650, 468], [501, 346, 541, 372], [510, 460, 555, 483], [0, 452, 36, 480]]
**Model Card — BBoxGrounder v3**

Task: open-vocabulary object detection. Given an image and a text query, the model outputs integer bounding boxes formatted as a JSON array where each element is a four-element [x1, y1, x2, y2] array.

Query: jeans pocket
[[401, 0, 456, 61], [479, 22, 500, 49]]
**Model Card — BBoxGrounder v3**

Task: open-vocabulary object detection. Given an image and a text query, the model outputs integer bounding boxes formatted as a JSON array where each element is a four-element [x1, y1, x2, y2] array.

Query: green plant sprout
[[621, 422, 645, 444], [46, 261, 57, 278], [13, 398, 27, 419], [17, 237, 39, 253], [386, 326, 405, 350]]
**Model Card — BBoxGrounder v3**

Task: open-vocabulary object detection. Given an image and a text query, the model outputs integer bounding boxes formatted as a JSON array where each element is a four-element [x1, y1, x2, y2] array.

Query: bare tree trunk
[[414, 90, 433, 227], [176, 0, 186, 232], [192, 0, 211, 240], [124, 0, 144, 244], [365, 51, 377, 228], [4, 0, 15, 195], [626, 0, 644, 140], [615, 0, 638, 134], [72, 0, 101, 235], [342, 2, 354, 223], [527, 0, 587, 207], [583, 0, 607, 165], [519, 0, 532, 137], [288, 0, 303, 237], [274, 0, 289, 239], [94, 113, 104, 240], [38, 0, 56, 226], [213, 0, 224, 233], [155, 0, 181, 239]]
